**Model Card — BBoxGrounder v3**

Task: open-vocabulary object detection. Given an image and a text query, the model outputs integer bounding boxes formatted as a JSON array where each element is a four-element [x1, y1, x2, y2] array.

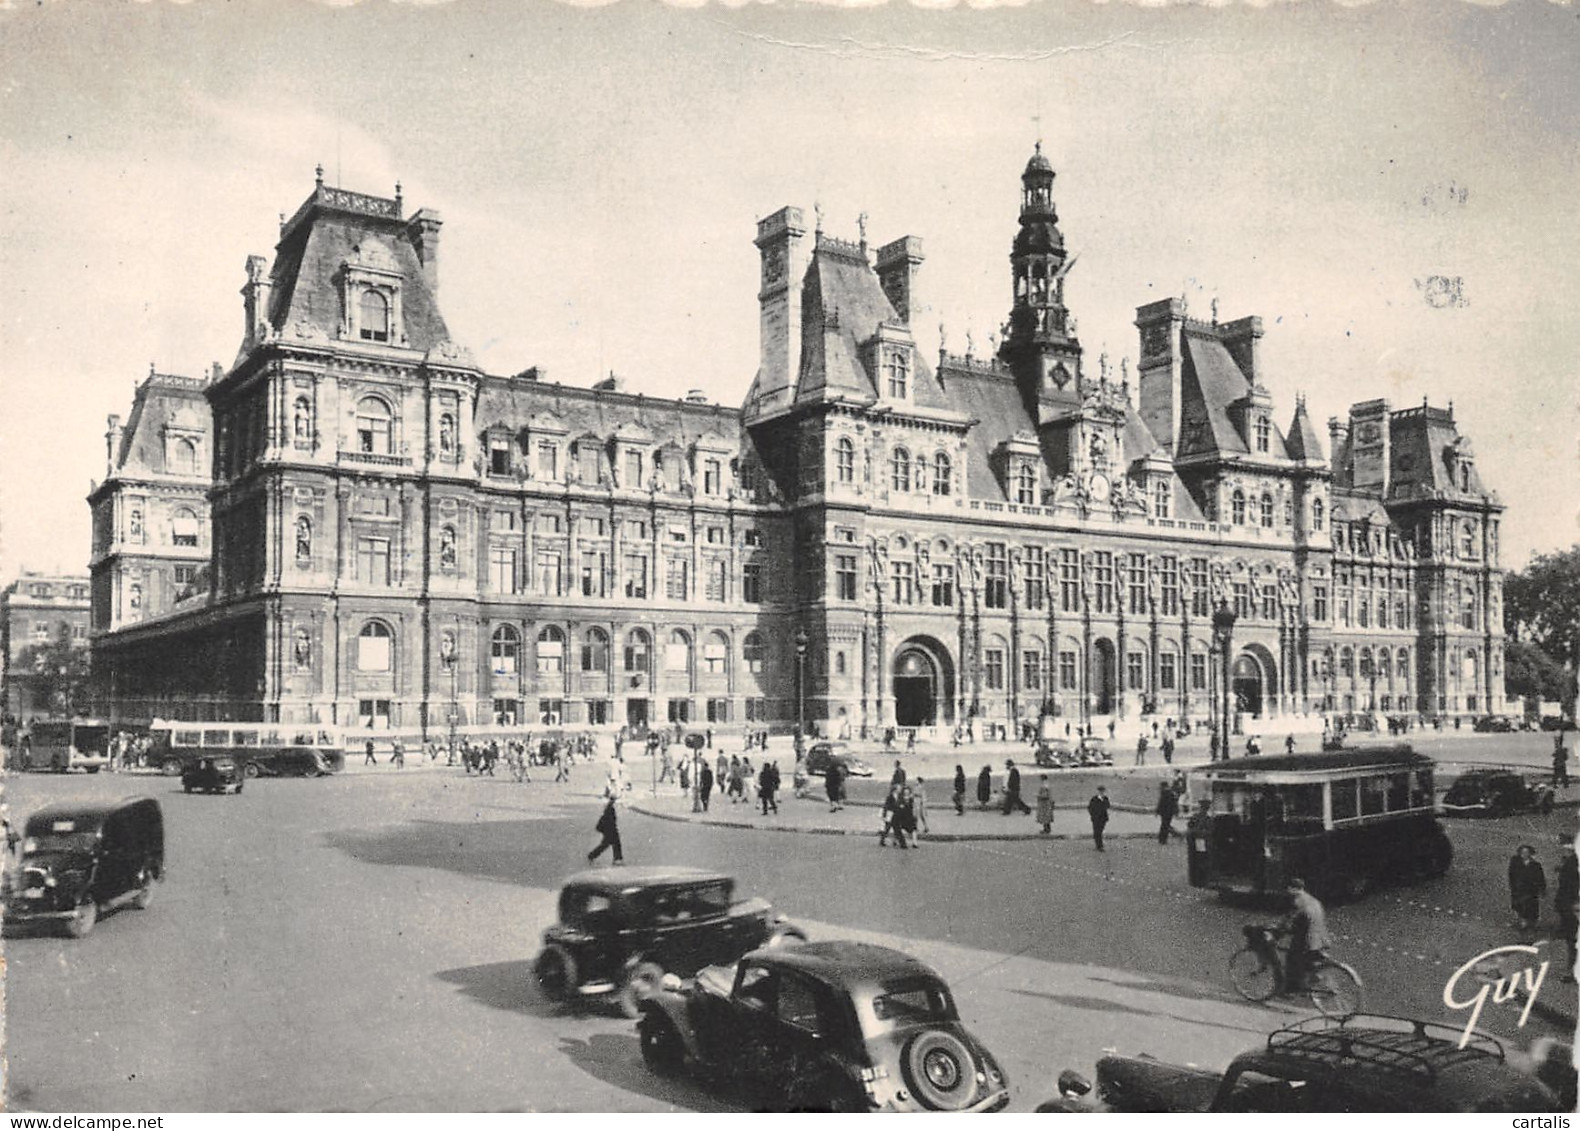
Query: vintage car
[[638, 940, 1009, 1112], [2, 797, 164, 939], [181, 756, 245, 794], [1034, 739, 1076, 768], [1472, 715, 1519, 734], [533, 867, 806, 1017], [805, 742, 873, 779], [1440, 768, 1554, 817], [1039, 1014, 1563, 1113], [1076, 736, 1112, 766]]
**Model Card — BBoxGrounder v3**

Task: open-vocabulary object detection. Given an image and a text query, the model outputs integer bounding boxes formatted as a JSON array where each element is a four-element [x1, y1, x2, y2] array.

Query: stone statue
[[293, 627, 312, 668]]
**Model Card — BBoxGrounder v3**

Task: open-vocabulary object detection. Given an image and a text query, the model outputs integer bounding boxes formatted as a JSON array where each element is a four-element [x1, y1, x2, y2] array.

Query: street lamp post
[[794, 628, 809, 753], [1212, 603, 1239, 753], [440, 631, 457, 762]]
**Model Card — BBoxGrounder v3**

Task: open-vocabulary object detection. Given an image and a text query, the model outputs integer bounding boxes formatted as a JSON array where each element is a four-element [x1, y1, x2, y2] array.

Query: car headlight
[[22, 838, 36, 854], [44, 876, 57, 887]]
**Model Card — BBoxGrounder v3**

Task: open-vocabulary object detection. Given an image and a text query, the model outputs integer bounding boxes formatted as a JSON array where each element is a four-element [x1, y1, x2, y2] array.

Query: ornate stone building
[[89, 152, 1508, 735]]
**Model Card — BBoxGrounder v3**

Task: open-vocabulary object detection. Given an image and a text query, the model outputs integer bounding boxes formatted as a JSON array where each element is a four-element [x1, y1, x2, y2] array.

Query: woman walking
[[952, 765, 967, 815], [976, 764, 993, 810], [1036, 774, 1055, 835], [1510, 843, 1547, 936]]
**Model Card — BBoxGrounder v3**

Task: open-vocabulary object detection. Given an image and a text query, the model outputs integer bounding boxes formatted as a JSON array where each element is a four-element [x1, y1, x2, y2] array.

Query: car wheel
[[132, 868, 155, 910], [637, 1010, 686, 1077], [620, 960, 667, 1019], [66, 898, 98, 939], [243, 761, 261, 779], [765, 925, 807, 949], [161, 758, 183, 777], [902, 1030, 977, 1111], [533, 944, 578, 1003]]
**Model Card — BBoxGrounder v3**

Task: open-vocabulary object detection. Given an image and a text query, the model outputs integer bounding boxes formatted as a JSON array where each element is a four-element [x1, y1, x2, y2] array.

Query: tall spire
[[1000, 145, 1085, 410]]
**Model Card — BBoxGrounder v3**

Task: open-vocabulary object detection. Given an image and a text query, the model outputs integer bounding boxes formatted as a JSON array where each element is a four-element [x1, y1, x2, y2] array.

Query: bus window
[[1385, 772, 1410, 811], [233, 730, 260, 747], [1332, 780, 1359, 822], [203, 729, 231, 747], [1360, 776, 1387, 816], [174, 730, 202, 747], [1281, 784, 1324, 824]]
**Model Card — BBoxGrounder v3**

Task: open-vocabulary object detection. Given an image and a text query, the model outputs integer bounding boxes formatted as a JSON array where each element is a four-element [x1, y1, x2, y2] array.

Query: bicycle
[[1229, 924, 1364, 1017]]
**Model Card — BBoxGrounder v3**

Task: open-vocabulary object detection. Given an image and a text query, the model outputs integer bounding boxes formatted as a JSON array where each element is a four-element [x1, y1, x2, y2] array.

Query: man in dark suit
[[1001, 759, 1031, 815], [1088, 786, 1111, 851]]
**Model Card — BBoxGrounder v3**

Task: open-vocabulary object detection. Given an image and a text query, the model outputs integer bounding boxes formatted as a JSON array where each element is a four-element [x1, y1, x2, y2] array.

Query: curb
[[624, 803, 1164, 843]]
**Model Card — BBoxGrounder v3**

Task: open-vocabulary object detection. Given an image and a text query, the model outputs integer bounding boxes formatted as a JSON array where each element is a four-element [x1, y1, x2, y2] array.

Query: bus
[[147, 720, 346, 778], [16, 719, 112, 773], [1186, 746, 1452, 903]]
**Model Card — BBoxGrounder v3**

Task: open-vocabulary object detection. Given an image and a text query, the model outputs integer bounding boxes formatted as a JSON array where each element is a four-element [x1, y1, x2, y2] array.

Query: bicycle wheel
[[1229, 946, 1278, 1002], [1308, 960, 1363, 1017]]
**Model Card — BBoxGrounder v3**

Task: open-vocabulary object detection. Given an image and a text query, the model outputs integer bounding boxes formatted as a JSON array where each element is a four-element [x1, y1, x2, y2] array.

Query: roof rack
[[1266, 1015, 1505, 1085]]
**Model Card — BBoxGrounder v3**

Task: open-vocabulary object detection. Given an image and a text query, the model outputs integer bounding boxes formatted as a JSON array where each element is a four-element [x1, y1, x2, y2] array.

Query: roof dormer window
[[359, 290, 390, 342], [1016, 463, 1038, 506], [1255, 416, 1270, 453], [886, 349, 909, 400]]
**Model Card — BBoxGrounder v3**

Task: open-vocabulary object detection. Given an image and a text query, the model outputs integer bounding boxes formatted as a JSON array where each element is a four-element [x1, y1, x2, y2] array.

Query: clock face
[[1089, 473, 1111, 503], [763, 246, 787, 286]]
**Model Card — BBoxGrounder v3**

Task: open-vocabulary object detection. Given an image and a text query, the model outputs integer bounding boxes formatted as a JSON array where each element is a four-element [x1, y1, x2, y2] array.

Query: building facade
[[89, 152, 1508, 735], [1, 572, 92, 720]]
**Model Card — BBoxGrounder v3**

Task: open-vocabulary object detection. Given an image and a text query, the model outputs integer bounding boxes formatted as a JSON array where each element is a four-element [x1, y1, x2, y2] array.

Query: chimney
[[240, 255, 272, 348], [407, 208, 443, 295], [875, 236, 924, 324], [105, 414, 123, 475], [1348, 399, 1391, 496], [1135, 298, 1186, 454], [752, 206, 809, 416], [1219, 316, 1264, 385]]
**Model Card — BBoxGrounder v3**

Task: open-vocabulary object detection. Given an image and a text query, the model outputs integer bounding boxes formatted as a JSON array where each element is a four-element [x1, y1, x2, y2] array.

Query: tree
[[15, 624, 93, 718], [1505, 638, 1569, 705], [1505, 545, 1580, 714]]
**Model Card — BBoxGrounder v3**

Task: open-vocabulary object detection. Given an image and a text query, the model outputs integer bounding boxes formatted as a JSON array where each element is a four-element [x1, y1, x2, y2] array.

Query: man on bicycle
[[1284, 877, 1331, 991]]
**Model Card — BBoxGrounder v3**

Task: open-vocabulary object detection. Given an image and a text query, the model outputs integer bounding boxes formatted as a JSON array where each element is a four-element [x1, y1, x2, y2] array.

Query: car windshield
[[24, 831, 99, 856], [559, 889, 617, 929], [868, 978, 957, 1029]]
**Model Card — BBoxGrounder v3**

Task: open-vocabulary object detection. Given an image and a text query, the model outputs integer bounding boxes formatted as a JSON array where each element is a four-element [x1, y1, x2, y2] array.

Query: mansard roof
[[112, 372, 210, 480], [1177, 329, 1290, 461], [1285, 399, 1325, 462], [477, 379, 745, 457], [1389, 404, 1489, 498]]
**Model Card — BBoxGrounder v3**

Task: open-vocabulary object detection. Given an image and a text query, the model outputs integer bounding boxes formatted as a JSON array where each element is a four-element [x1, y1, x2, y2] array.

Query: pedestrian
[[894, 786, 917, 849], [1108, 718, 1117, 740], [588, 797, 624, 864], [976, 764, 993, 810], [716, 751, 729, 791], [1134, 734, 1148, 767], [679, 757, 691, 793], [1285, 734, 1296, 755], [792, 753, 809, 799], [391, 737, 405, 769], [1088, 785, 1111, 851], [1156, 779, 1179, 844], [1036, 774, 1055, 834], [952, 765, 967, 815], [1555, 836, 1578, 983], [879, 784, 901, 847], [1209, 730, 1221, 762], [1554, 734, 1571, 789], [826, 759, 845, 812], [912, 777, 929, 839], [1509, 843, 1547, 936], [364, 737, 377, 766], [907, 728, 917, 754], [1001, 759, 1031, 815], [1161, 734, 1174, 765], [741, 756, 756, 800], [659, 747, 674, 783], [890, 759, 906, 789], [699, 762, 714, 811], [759, 761, 780, 815]]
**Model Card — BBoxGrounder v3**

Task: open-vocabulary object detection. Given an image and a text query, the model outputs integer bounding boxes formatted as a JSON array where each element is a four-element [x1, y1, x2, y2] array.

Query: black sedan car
[[1041, 1015, 1562, 1113], [181, 757, 245, 794], [2, 797, 164, 939], [804, 742, 873, 779], [637, 940, 1009, 1112], [534, 867, 805, 1017], [1440, 769, 1554, 817]]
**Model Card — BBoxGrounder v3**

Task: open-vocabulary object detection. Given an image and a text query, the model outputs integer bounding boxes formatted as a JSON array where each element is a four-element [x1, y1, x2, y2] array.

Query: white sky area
[[0, 0, 1576, 582]]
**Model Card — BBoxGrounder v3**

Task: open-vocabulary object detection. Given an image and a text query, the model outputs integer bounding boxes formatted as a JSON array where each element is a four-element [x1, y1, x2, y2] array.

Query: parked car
[[1035, 738, 1076, 768], [637, 940, 1010, 1112], [1077, 736, 1112, 766], [1539, 716, 1577, 732], [805, 741, 873, 778], [1, 797, 164, 939], [181, 757, 245, 795], [533, 867, 805, 1017], [1473, 715, 1519, 734], [1039, 1014, 1562, 1113], [1441, 769, 1554, 817]]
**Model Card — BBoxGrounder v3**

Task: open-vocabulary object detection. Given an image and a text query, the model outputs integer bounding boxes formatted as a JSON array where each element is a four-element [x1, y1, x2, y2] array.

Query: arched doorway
[[893, 638, 955, 727], [1233, 654, 1265, 719], [1092, 638, 1117, 715]]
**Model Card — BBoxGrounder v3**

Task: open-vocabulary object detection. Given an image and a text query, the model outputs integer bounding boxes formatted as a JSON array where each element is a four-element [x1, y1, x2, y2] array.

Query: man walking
[[588, 797, 624, 865], [699, 761, 714, 811], [1156, 779, 1179, 844], [1001, 759, 1031, 815], [1554, 734, 1570, 790], [1088, 785, 1111, 851], [759, 761, 780, 815], [826, 759, 845, 812], [1134, 734, 1148, 767], [364, 738, 377, 766], [1556, 836, 1578, 983], [912, 777, 929, 840]]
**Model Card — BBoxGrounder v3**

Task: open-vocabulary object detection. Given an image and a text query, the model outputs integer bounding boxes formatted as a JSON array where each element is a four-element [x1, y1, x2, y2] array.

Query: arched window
[[1460, 521, 1476, 559], [624, 628, 650, 673], [1463, 647, 1479, 684], [1255, 417, 1271, 453], [933, 452, 951, 496], [536, 625, 564, 675], [1460, 463, 1472, 491], [835, 651, 847, 675], [1359, 648, 1374, 679], [438, 524, 457, 569], [359, 289, 390, 342], [1017, 464, 1037, 506], [1339, 646, 1354, 679], [356, 397, 393, 455], [581, 628, 609, 673], [1231, 489, 1247, 525], [492, 624, 520, 675], [438, 413, 455, 456], [665, 628, 691, 673], [743, 632, 765, 675], [357, 620, 392, 672], [835, 437, 855, 484], [1259, 493, 1274, 528], [886, 349, 909, 399], [704, 630, 729, 675], [171, 507, 200, 548], [293, 397, 313, 442], [1154, 480, 1170, 518], [1311, 497, 1325, 531], [295, 516, 312, 566], [174, 438, 198, 474], [891, 447, 911, 493], [1396, 647, 1410, 681]]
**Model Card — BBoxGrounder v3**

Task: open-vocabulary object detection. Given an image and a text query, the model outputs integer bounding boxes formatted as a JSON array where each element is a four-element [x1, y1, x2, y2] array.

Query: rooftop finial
[[1099, 350, 1110, 384], [395, 180, 403, 203], [857, 211, 868, 250], [315, 163, 324, 187], [1211, 297, 1220, 325], [814, 201, 824, 235], [966, 330, 975, 358]]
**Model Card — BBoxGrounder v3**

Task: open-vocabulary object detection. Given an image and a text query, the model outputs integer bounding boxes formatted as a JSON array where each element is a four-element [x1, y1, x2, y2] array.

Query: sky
[[1, 0, 1576, 583]]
